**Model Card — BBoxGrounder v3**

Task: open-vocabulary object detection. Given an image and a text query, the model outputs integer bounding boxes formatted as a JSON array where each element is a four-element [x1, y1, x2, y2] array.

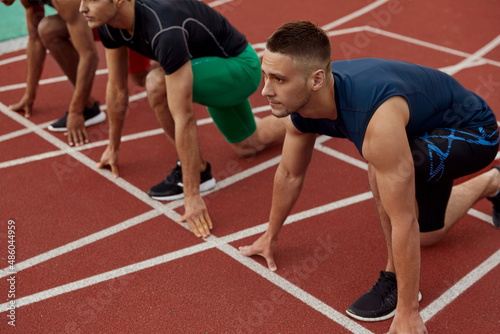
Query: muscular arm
[[268, 117, 316, 237], [9, 0, 47, 117], [96, 47, 129, 178], [362, 96, 426, 334], [55, 0, 98, 115], [164, 61, 213, 238], [55, 0, 98, 145], [165, 61, 199, 200], [239, 117, 316, 270]]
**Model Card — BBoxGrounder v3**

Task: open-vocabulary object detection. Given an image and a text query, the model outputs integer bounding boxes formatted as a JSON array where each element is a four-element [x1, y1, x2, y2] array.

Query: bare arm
[[96, 47, 129, 178], [362, 96, 427, 334], [55, 0, 98, 146], [9, 0, 46, 118], [239, 117, 316, 270], [164, 61, 213, 238]]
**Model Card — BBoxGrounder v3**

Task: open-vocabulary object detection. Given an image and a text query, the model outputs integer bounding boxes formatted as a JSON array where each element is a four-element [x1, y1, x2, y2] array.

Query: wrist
[[263, 230, 278, 242]]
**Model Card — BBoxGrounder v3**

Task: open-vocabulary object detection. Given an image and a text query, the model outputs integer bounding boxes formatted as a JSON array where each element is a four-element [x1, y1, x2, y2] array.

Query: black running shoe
[[487, 166, 500, 228], [147, 160, 216, 201], [346, 271, 422, 322], [346, 271, 398, 322], [48, 101, 106, 132]]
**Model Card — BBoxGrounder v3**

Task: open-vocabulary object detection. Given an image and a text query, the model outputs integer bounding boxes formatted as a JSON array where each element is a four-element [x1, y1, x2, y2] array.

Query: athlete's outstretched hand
[[239, 233, 278, 271], [178, 195, 213, 238], [387, 308, 428, 334], [96, 145, 120, 179], [66, 112, 89, 147], [9, 95, 35, 118]]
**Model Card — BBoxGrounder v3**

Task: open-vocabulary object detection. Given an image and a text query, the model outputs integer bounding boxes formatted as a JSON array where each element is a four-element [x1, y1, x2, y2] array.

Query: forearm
[[106, 83, 128, 150], [24, 35, 46, 99], [68, 51, 98, 114], [392, 217, 421, 314], [266, 164, 305, 238], [175, 114, 201, 198], [22, 2, 46, 100]]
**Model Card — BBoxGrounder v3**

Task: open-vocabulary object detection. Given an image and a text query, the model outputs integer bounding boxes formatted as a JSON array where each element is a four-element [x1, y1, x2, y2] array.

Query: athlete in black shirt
[[80, 0, 285, 238]]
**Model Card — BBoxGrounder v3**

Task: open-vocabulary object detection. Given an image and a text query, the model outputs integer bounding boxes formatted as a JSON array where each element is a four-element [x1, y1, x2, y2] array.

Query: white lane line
[[321, 0, 389, 31], [315, 140, 368, 171], [0, 68, 108, 93], [218, 242, 375, 334], [0, 156, 284, 278], [0, 242, 215, 312], [0, 210, 161, 278], [0, 54, 26, 66], [0, 190, 374, 334], [442, 34, 500, 76], [1, 3, 497, 332], [467, 208, 495, 227], [0, 103, 269, 169], [421, 249, 500, 323]]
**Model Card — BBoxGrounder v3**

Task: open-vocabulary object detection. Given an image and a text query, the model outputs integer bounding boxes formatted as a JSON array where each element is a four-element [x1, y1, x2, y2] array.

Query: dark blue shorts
[[409, 123, 499, 232]]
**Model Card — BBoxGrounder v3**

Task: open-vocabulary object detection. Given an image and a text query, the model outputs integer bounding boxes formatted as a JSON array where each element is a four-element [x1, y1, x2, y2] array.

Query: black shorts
[[409, 123, 499, 232]]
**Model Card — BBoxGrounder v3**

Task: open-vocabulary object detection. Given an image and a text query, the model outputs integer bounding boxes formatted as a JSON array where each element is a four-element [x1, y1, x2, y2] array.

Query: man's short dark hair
[[266, 21, 332, 76]]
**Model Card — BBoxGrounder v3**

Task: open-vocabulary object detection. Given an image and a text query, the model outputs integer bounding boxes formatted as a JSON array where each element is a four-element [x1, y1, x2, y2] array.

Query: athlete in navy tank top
[[241, 21, 500, 333], [291, 58, 496, 156]]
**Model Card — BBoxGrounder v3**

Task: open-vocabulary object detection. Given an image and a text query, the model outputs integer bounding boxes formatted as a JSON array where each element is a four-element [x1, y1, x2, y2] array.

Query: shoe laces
[[165, 164, 182, 183], [369, 274, 396, 301]]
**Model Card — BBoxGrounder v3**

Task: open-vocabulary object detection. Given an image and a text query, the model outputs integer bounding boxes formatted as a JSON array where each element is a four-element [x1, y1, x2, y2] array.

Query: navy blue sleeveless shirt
[[291, 58, 496, 156]]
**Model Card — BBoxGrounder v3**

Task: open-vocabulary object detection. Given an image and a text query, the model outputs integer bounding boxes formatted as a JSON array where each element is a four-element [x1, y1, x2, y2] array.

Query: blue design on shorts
[[417, 127, 499, 182]]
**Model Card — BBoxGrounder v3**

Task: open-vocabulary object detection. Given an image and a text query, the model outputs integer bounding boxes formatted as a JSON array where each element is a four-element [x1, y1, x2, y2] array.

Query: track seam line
[[1, 2, 497, 331], [420, 249, 500, 323], [441, 34, 500, 76], [0, 192, 372, 334], [217, 242, 375, 334], [0, 104, 270, 169], [321, 0, 390, 31], [0, 151, 371, 281], [0, 155, 285, 278]]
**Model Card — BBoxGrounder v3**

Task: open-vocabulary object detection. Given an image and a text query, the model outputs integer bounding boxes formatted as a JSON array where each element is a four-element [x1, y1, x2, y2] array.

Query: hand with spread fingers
[[9, 95, 35, 118], [178, 195, 213, 238], [239, 233, 278, 271], [66, 112, 89, 147], [96, 146, 120, 179]]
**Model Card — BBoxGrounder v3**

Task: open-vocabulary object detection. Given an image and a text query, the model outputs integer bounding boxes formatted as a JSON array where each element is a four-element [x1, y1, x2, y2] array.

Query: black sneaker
[[147, 160, 216, 201], [487, 166, 500, 228], [48, 101, 106, 132], [346, 271, 422, 322], [346, 271, 398, 322]]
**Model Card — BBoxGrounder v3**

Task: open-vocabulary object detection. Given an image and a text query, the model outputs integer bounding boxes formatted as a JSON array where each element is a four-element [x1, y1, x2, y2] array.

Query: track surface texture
[[0, 0, 499, 333]]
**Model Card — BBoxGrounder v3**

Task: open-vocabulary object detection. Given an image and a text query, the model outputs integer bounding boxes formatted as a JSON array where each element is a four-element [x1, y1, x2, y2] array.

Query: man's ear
[[311, 69, 326, 91], [115, 0, 127, 9]]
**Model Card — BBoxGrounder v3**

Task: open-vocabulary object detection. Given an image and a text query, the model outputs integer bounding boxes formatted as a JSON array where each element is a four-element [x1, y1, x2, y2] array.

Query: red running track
[[0, 0, 499, 333]]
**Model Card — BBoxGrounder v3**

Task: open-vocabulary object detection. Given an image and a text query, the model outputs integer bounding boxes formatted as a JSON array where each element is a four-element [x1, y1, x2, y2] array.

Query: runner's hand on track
[[178, 195, 213, 238], [9, 94, 34, 118], [96, 145, 120, 178], [387, 309, 428, 334], [66, 112, 89, 147], [239, 233, 277, 271]]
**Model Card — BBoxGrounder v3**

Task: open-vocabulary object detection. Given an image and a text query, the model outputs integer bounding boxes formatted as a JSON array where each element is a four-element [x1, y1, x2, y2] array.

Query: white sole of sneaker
[[84, 111, 106, 127], [150, 178, 216, 202], [47, 124, 68, 133], [47, 111, 106, 132], [346, 308, 396, 322]]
